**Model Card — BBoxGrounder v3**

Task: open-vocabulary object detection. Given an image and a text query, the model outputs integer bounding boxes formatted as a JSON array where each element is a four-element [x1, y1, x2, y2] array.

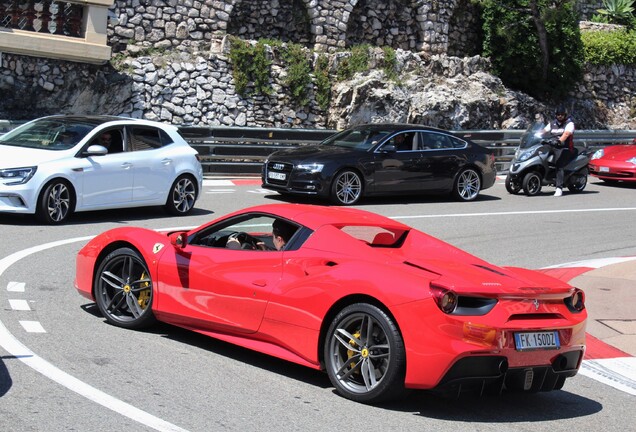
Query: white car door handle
[[121, 162, 133, 169], [161, 158, 173, 166]]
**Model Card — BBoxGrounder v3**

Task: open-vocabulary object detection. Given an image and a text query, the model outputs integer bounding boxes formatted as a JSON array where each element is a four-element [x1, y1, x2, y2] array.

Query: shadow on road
[[262, 192, 501, 206], [73, 316, 602, 421], [0, 206, 213, 227]]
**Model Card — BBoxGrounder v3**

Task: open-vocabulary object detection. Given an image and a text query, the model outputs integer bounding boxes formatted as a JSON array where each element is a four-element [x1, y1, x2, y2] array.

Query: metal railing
[[179, 126, 636, 176], [2, 121, 635, 175], [0, 0, 84, 37]]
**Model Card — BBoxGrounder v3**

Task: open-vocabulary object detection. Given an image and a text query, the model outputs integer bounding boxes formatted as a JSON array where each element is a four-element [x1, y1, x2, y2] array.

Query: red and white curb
[[203, 178, 261, 187], [543, 257, 636, 396]]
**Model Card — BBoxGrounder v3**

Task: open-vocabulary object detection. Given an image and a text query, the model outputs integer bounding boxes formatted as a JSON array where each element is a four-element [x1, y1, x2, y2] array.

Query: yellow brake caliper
[[136, 271, 151, 309], [347, 331, 361, 371]]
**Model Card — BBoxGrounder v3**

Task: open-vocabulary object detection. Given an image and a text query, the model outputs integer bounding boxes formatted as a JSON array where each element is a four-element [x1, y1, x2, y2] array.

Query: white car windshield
[[0, 118, 100, 150]]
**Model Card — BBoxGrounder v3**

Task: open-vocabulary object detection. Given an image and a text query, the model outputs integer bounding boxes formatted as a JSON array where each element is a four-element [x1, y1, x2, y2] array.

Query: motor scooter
[[505, 122, 591, 196]]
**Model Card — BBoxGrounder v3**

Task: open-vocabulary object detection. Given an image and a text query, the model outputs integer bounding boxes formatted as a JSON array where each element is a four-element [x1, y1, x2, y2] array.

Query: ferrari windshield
[[321, 127, 393, 150], [0, 118, 100, 150]]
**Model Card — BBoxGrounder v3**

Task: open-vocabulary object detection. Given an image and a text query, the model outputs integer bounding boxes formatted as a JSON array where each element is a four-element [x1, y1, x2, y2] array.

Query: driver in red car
[[227, 219, 296, 250]]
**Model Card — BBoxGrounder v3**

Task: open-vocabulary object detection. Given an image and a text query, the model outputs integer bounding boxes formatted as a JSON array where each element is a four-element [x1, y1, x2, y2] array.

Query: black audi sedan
[[262, 123, 496, 205]]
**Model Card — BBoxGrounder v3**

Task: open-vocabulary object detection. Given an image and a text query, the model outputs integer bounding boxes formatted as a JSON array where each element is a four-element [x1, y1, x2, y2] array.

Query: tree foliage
[[582, 28, 636, 65], [476, 0, 584, 100]]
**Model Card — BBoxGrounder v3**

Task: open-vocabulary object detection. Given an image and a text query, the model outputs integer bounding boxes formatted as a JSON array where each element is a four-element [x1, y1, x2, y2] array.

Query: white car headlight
[[627, 157, 636, 165], [591, 149, 604, 160], [0, 166, 37, 185], [296, 163, 324, 173]]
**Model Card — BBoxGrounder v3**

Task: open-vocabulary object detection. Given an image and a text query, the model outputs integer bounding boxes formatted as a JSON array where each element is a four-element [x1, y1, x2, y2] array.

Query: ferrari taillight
[[430, 284, 458, 314], [564, 288, 585, 312]]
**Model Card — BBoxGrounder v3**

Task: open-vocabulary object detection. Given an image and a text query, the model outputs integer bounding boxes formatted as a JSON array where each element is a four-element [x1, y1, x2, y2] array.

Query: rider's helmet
[[555, 105, 568, 117]]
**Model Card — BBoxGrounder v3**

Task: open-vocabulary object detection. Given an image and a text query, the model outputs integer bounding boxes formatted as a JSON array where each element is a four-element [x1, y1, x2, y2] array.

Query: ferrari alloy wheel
[[453, 168, 481, 201], [331, 170, 363, 205], [567, 174, 587, 193], [324, 303, 406, 403], [505, 174, 522, 195], [166, 175, 197, 215], [36, 180, 73, 224], [522, 171, 542, 196], [94, 247, 156, 329]]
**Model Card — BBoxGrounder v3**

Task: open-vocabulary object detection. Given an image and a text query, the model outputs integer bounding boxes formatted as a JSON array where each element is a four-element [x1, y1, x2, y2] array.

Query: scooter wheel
[[568, 175, 587, 193], [505, 175, 522, 194], [522, 172, 542, 196]]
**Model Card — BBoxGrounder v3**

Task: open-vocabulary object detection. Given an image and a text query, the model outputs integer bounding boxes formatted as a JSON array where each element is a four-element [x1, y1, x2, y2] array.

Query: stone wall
[[576, 0, 604, 21], [108, 0, 468, 55], [0, 0, 633, 129]]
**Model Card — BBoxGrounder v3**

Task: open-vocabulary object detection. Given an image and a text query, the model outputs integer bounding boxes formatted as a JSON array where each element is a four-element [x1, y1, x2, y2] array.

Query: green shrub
[[336, 44, 371, 80], [228, 36, 272, 97], [582, 29, 636, 65], [280, 43, 312, 106], [382, 46, 399, 82], [595, 0, 636, 26], [314, 54, 332, 110]]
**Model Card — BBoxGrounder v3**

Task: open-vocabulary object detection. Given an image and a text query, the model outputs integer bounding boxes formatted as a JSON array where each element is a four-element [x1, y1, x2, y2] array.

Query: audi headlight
[[591, 149, 604, 160], [296, 163, 324, 173], [0, 166, 37, 185]]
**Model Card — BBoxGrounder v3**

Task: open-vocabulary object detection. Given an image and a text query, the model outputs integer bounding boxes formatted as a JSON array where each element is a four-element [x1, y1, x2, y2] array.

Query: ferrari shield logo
[[153, 243, 164, 254]]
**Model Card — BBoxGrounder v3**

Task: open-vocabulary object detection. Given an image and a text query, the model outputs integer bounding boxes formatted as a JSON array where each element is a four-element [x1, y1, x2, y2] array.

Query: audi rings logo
[[272, 163, 285, 170]]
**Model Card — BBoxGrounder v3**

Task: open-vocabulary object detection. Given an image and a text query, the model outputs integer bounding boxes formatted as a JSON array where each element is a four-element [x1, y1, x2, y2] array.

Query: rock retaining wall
[[0, 1, 632, 129]]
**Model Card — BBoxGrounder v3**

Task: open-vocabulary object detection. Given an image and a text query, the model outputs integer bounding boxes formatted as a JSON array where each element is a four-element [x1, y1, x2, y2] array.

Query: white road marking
[[0, 236, 190, 432], [203, 179, 234, 186], [7, 281, 25, 292], [391, 207, 636, 220], [20, 320, 46, 333], [580, 358, 636, 396], [9, 299, 31, 311], [248, 189, 273, 194], [205, 189, 235, 194], [0, 320, 188, 432], [544, 256, 636, 269]]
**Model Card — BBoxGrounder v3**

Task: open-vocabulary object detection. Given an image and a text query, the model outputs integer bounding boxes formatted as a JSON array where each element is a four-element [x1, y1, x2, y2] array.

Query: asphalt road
[[1, 177, 635, 432]]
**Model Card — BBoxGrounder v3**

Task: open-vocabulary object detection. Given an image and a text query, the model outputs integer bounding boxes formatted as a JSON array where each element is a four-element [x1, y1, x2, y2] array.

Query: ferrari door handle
[[252, 280, 267, 287]]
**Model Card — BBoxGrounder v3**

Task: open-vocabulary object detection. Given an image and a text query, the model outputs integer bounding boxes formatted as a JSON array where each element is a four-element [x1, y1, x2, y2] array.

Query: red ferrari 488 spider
[[75, 204, 586, 403]]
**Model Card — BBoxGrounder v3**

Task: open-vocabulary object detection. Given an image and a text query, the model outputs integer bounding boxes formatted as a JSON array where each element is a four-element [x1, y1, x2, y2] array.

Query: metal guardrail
[[179, 127, 636, 176], [2, 121, 635, 175]]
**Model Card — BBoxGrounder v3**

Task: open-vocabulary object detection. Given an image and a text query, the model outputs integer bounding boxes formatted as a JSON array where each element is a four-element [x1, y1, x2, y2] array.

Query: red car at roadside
[[589, 140, 636, 183]]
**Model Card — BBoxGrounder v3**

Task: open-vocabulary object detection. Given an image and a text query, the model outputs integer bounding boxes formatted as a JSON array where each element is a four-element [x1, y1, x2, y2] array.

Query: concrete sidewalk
[[569, 259, 636, 357]]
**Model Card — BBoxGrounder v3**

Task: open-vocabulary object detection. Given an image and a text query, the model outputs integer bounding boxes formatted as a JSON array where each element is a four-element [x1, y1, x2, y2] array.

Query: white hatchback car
[[0, 115, 203, 224]]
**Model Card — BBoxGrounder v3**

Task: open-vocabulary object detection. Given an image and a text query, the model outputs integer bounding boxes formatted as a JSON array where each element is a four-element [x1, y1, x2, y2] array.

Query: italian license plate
[[268, 171, 286, 180], [514, 331, 560, 351], [599, 167, 610, 172]]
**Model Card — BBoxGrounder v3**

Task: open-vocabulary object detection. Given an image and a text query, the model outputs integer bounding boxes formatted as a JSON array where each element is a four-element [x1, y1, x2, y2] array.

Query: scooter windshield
[[519, 122, 548, 150]]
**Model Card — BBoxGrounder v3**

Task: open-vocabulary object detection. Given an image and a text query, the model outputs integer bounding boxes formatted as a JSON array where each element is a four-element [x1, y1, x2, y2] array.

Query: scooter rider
[[543, 106, 575, 197]]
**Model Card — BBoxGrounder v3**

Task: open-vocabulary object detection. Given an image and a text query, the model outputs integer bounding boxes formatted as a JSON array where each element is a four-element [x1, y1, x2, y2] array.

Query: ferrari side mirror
[[169, 232, 188, 248]]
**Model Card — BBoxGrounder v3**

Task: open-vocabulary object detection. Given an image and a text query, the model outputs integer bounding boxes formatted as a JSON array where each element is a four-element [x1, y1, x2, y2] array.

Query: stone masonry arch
[[315, 0, 461, 53], [345, 0, 423, 50], [226, 0, 313, 46]]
